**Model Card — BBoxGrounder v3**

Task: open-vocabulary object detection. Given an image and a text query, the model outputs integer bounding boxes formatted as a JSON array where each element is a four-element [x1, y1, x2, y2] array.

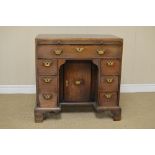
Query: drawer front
[[37, 59, 57, 75], [101, 59, 121, 75], [99, 92, 117, 106], [39, 93, 57, 108], [37, 45, 122, 59], [38, 76, 57, 93], [100, 76, 118, 91]]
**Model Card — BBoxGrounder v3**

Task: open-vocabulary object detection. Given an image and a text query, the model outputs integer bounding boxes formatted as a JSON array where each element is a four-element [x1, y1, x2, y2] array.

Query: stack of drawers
[[35, 34, 123, 122], [99, 58, 121, 107], [37, 59, 58, 108]]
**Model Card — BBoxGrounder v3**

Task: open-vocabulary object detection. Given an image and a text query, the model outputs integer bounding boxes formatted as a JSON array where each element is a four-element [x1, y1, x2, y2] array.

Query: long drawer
[[37, 45, 122, 59]]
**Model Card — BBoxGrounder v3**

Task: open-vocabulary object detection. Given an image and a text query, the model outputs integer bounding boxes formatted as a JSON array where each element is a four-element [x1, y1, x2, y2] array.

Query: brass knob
[[65, 80, 69, 87], [75, 80, 81, 85], [43, 94, 52, 100], [43, 60, 52, 67], [43, 77, 52, 83], [97, 49, 105, 55], [107, 61, 114, 66], [104, 93, 112, 99], [106, 78, 113, 83], [54, 49, 63, 55], [76, 47, 84, 52]]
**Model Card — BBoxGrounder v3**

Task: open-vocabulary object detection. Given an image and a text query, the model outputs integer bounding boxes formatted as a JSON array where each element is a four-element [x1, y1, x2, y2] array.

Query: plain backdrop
[[0, 26, 155, 85], [0, 0, 155, 155]]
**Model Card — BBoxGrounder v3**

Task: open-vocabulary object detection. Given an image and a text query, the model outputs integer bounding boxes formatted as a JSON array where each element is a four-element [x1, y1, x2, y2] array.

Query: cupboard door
[[64, 61, 91, 102]]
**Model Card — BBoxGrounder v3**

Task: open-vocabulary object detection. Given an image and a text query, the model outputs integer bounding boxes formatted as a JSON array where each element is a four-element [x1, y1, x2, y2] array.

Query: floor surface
[[0, 93, 155, 128]]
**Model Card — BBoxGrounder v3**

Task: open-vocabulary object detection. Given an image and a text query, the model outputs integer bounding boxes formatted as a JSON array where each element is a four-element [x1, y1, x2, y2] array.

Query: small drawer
[[37, 59, 57, 75], [100, 76, 119, 91], [101, 59, 121, 75], [99, 92, 117, 107], [38, 76, 57, 93], [37, 45, 122, 59], [39, 93, 57, 108]]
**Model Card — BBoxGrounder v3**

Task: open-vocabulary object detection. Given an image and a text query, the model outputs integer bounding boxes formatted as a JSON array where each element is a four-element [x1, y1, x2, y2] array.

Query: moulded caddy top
[[36, 34, 123, 45]]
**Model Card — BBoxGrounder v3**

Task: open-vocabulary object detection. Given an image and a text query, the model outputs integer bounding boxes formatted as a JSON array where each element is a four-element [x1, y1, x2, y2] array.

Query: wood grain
[[64, 61, 91, 102], [35, 34, 123, 122]]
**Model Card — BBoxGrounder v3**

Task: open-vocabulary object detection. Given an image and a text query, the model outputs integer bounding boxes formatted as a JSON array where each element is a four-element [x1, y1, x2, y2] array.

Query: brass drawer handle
[[54, 49, 63, 55], [76, 47, 84, 52], [104, 93, 112, 99], [42, 60, 52, 67], [97, 49, 105, 55], [107, 61, 114, 66], [43, 77, 52, 83], [106, 78, 113, 83], [43, 94, 52, 100]]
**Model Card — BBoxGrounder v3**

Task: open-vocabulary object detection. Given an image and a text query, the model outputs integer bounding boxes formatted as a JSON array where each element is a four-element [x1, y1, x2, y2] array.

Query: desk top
[[36, 34, 123, 45]]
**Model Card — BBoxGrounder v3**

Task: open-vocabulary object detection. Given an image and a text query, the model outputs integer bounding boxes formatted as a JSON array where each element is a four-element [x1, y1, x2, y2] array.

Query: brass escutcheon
[[106, 78, 113, 83], [75, 47, 84, 52], [104, 93, 112, 99], [43, 60, 52, 67], [43, 94, 52, 100], [75, 80, 81, 85], [54, 49, 63, 55], [43, 77, 52, 83], [97, 49, 105, 55], [107, 61, 114, 66]]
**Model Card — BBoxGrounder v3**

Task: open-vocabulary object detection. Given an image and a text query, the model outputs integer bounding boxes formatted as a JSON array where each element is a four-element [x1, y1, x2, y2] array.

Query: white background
[[0, 130, 155, 155], [0, 0, 155, 25], [0, 0, 155, 155]]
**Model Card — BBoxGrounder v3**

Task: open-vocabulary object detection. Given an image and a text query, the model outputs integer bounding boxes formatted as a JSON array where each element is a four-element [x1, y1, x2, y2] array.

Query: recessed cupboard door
[[64, 61, 91, 102]]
